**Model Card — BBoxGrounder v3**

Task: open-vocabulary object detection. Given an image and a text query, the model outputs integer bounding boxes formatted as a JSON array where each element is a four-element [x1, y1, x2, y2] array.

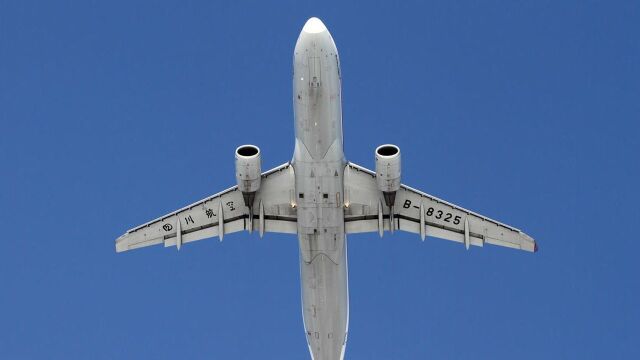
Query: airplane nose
[[302, 17, 327, 33]]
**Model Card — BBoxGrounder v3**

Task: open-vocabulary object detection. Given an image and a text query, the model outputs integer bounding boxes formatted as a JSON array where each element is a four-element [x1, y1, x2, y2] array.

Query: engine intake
[[235, 145, 262, 207], [375, 144, 401, 207]]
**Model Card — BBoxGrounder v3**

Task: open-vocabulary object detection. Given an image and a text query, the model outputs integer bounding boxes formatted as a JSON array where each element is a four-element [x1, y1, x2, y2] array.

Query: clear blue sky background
[[1, 1, 638, 358]]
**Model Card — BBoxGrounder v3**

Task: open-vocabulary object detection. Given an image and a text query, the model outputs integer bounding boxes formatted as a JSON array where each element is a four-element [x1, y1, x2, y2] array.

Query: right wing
[[116, 163, 297, 252], [344, 162, 537, 252]]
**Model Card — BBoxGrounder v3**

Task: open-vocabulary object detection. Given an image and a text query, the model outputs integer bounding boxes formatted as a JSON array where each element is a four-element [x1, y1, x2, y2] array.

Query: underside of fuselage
[[292, 17, 349, 360]]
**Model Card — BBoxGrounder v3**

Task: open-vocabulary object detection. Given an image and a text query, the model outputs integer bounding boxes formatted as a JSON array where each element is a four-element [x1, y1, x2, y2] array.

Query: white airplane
[[116, 17, 537, 360]]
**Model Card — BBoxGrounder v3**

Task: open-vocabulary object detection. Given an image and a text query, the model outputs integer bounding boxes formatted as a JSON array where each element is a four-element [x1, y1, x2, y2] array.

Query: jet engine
[[375, 144, 401, 208], [235, 145, 262, 207]]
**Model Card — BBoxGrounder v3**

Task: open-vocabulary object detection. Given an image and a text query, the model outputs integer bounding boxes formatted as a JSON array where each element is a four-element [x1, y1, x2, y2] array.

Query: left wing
[[344, 162, 537, 252], [116, 163, 297, 252]]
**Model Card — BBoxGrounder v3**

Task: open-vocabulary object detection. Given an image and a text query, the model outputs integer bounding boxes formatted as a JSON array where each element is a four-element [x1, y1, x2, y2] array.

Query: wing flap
[[257, 216, 298, 234]]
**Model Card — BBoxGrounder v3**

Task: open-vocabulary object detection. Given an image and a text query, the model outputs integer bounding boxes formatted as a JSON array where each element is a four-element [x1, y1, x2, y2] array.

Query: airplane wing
[[343, 162, 537, 252], [116, 163, 297, 252]]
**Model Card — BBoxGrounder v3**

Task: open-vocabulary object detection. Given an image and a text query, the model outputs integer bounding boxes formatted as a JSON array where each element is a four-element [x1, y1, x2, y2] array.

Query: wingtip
[[115, 234, 128, 253], [520, 232, 538, 253]]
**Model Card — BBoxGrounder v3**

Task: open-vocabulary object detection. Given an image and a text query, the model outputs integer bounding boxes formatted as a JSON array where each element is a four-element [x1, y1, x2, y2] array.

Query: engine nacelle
[[375, 144, 401, 207], [235, 145, 262, 207]]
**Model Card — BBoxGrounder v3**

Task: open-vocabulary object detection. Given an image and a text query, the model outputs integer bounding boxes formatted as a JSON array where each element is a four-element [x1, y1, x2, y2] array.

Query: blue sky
[[1, 0, 638, 358]]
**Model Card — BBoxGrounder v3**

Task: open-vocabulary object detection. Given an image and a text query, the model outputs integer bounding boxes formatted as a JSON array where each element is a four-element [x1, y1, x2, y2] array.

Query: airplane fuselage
[[292, 18, 348, 360]]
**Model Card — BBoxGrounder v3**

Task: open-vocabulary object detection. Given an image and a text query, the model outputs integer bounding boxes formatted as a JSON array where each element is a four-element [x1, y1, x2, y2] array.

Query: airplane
[[115, 17, 537, 360]]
